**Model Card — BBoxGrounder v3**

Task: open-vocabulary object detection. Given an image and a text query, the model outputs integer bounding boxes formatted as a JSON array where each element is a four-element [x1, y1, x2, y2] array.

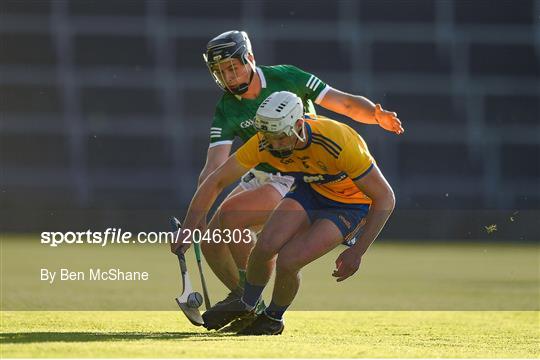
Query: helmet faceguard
[[254, 91, 306, 158], [203, 31, 255, 95], [259, 130, 304, 158]]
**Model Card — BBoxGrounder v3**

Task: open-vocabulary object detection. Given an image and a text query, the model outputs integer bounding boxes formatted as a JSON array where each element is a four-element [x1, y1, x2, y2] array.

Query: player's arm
[[172, 154, 250, 254], [172, 135, 261, 254], [198, 102, 236, 186], [282, 64, 403, 134], [318, 88, 404, 134], [198, 143, 232, 186], [332, 164, 395, 282]]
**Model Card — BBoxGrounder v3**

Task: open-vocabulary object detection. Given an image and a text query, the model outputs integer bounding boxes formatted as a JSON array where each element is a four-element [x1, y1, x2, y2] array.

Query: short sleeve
[[209, 101, 235, 148], [279, 65, 330, 104], [234, 135, 261, 169], [337, 134, 375, 181]]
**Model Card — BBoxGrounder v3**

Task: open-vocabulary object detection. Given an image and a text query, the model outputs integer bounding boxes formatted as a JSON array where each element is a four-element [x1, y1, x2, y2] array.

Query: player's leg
[[240, 180, 315, 310], [222, 171, 294, 273], [237, 218, 343, 336], [236, 218, 342, 336], [202, 197, 310, 330], [200, 214, 238, 291], [242, 197, 310, 300], [239, 194, 368, 335], [202, 171, 292, 293], [212, 176, 298, 333], [267, 200, 368, 320], [272, 218, 343, 307], [218, 183, 283, 270], [200, 185, 244, 292], [201, 183, 283, 292], [269, 198, 368, 307]]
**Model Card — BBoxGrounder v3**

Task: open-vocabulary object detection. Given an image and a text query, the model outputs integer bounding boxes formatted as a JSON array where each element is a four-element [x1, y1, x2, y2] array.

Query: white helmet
[[254, 91, 306, 142]]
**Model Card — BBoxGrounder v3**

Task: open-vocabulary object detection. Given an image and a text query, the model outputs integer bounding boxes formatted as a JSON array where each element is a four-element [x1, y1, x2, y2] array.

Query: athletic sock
[[241, 280, 265, 310], [264, 301, 289, 321], [238, 269, 246, 289]]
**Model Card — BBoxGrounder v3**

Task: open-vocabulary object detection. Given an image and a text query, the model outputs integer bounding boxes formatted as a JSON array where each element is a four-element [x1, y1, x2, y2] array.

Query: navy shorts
[[284, 180, 369, 247]]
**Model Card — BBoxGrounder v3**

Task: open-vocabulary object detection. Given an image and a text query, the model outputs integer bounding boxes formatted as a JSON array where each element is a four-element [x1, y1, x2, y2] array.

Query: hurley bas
[[41, 268, 149, 284]]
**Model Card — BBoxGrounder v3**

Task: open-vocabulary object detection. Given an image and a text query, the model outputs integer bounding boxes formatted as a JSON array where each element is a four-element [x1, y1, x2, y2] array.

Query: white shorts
[[239, 169, 295, 198]]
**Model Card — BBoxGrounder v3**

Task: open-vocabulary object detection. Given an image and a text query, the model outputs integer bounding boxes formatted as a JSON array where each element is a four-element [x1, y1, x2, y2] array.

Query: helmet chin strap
[[229, 69, 254, 95], [290, 120, 306, 143], [269, 147, 293, 158]]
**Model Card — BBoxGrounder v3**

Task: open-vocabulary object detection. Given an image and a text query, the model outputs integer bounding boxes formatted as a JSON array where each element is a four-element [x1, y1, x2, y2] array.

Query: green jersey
[[209, 64, 329, 173]]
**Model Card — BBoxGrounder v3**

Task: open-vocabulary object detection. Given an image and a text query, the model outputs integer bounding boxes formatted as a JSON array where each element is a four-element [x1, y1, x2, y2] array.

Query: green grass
[[1, 311, 538, 358], [1, 236, 539, 357], [2, 237, 538, 311]]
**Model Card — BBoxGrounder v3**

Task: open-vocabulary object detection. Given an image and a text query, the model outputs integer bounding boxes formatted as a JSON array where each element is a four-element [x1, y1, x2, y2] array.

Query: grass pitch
[[1, 236, 539, 357], [1, 311, 539, 358]]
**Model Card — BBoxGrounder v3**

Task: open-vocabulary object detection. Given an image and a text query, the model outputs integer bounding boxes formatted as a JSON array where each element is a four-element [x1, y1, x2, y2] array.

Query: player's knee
[[218, 200, 243, 229], [276, 253, 301, 274], [200, 237, 225, 256], [252, 238, 278, 262]]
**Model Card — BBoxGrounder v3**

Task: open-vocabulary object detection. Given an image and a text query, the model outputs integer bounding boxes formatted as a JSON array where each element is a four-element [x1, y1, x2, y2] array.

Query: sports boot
[[202, 289, 252, 330], [237, 312, 284, 335]]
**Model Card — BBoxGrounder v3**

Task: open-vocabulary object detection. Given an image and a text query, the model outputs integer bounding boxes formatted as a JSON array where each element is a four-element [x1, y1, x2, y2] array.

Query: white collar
[[256, 67, 267, 88]]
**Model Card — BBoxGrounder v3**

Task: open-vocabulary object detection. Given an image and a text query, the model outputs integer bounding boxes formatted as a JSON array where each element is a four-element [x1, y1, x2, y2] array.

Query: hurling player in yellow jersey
[[174, 91, 395, 335]]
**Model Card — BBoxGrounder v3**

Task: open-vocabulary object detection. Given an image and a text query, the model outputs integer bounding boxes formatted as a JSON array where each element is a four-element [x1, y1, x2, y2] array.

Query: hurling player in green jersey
[[176, 30, 403, 330]]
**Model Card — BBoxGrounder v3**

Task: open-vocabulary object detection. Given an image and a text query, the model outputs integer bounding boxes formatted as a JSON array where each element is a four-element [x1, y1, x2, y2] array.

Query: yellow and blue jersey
[[235, 114, 375, 204]]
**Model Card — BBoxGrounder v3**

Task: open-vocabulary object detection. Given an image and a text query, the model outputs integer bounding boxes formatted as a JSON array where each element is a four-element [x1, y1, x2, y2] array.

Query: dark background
[[0, 0, 538, 240]]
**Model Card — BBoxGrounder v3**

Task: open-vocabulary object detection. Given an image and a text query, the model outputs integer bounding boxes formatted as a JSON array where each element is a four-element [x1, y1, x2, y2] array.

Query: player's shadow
[[0, 331, 235, 344]]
